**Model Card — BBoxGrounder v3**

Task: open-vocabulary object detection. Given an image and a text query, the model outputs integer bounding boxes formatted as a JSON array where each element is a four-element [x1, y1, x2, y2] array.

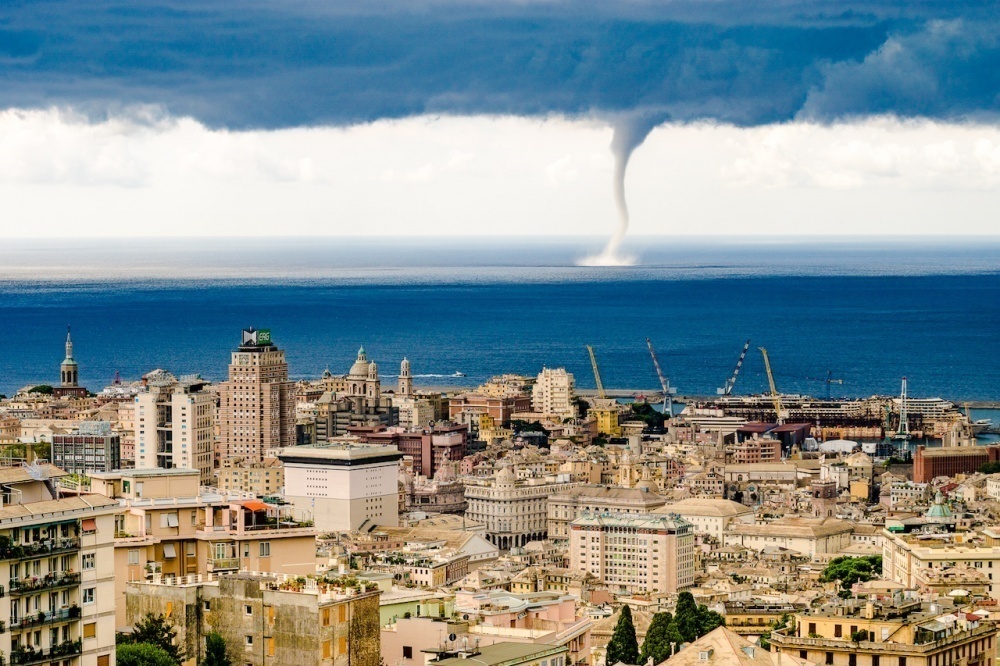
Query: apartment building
[[547, 485, 667, 542], [217, 328, 295, 464], [725, 517, 854, 558], [51, 421, 121, 475], [216, 457, 284, 496], [531, 368, 575, 420], [88, 467, 316, 628], [883, 529, 1000, 599], [0, 463, 119, 666], [278, 443, 403, 532], [771, 595, 995, 666], [569, 512, 695, 595], [126, 572, 382, 666], [135, 374, 214, 484]]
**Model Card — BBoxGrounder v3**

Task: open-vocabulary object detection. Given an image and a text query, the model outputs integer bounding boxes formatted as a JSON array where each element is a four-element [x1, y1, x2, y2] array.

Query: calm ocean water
[[1, 237, 999, 401]]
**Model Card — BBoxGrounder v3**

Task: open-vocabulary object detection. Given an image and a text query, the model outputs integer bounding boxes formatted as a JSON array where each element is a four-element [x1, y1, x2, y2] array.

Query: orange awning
[[241, 500, 269, 512], [81, 519, 97, 532]]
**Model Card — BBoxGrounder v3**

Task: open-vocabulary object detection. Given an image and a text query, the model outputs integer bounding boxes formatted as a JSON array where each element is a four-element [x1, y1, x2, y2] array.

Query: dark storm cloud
[[0, 1, 997, 128]]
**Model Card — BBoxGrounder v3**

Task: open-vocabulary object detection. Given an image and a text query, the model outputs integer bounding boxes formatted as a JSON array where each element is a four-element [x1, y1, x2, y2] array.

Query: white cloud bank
[[0, 108, 999, 237]]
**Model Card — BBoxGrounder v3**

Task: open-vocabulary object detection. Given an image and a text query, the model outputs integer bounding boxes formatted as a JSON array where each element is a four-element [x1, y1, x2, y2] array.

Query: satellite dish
[[449, 633, 457, 642]]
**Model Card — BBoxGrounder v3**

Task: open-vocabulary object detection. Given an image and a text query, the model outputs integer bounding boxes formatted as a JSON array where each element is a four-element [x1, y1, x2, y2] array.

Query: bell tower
[[399, 358, 413, 397], [60, 326, 79, 388]]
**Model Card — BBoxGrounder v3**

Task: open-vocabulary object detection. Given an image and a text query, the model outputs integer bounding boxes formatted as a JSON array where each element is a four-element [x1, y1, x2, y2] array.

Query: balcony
[[208, 557, 240, 572], [0, 537, 81, 561], [770, 623, 997, 655], [10, 572, 81, 596], [10, 606, 81, 631], [10, 639, 82, 665]]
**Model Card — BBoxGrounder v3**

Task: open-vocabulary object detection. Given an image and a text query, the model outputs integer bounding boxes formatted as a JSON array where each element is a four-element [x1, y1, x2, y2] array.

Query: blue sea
[[1, 236, 999, 403]]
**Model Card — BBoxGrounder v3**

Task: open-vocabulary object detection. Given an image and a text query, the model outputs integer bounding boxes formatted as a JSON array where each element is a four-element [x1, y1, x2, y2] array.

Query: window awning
[[81, 519, 97, 532], [241, 500, 269, 513], [166, 514, 179, 528], [162, 543, 177, 559]]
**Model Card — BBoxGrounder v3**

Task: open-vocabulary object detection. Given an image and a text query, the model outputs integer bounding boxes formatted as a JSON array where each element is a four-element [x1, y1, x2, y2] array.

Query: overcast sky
[[1, 1, 998, 238]]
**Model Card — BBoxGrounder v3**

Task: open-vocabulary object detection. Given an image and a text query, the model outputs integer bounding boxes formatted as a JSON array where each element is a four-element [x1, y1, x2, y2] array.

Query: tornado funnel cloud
[[580, 114, 664, 267]]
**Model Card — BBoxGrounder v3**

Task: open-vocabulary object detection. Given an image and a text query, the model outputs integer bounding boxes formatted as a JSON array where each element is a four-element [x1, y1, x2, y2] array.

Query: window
[[872, 657, 879, 666], [835, 625, 842, 638], [339, 637, 347, 655], [83, 588, 95, 604], [83, 623, 97, 639], [403, 647, 413, 659], [98, 656, 110, 666], [800, 652, 808, 660], [850, 655, 857, 666], [339, 605, 347, 622], [900, 659, 906, 666], [82, 554, 96, 570], [245, 635, 253, 649], [128, 549, 140, 566], [245, 605, 253, 616], [825, 653, 833, 666], [323, 640, 332, 659], [267, 638, 275, 657], [322, 608, 330, 626], [259, 542, 271, 557], [204, 601, 211, 611]]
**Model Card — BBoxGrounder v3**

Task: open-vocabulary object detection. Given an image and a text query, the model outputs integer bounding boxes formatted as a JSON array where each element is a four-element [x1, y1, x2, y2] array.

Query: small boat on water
[[452, 371, 466, 377]]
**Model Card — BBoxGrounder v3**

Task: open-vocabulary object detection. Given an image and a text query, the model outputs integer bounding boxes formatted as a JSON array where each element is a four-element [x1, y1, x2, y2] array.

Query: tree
[[696, 605, 725, 636], [117, 643, 178, 666], [639, 613, 673, 665], [630, 403, 665, 431], [606, 605, 640, 666], [202, 632, 232, 666], [28, 385, 53, 395], [119, 613, 182, 664], [820, 555, 883, 591], [672, 592, 701, 644], [981, 461, 1000, 474]]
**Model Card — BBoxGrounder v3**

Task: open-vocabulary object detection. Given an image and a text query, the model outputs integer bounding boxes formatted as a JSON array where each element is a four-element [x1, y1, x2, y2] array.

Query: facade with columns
[[464, 464, 578, 550], [315, 347, 397, 439]]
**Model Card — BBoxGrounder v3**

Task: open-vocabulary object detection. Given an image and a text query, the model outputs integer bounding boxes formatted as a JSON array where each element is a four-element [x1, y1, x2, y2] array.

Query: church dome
[[635, 479, 658, 493], [434, 462, 457, 483], [348, 346, 370, 378], [495, 464, 516, 487]]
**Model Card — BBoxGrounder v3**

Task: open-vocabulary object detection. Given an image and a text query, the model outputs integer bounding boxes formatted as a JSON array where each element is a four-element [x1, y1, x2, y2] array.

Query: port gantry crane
[[894, 376, 911, 440], [645, 338, 677, 417], [717, 339, 751, 395], [758, 347, 785, 425], [586, 345, 607, 400]]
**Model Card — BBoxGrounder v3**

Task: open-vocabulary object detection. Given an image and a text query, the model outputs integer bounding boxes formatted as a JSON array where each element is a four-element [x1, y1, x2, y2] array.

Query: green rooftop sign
[[257, 329, 272, 345]]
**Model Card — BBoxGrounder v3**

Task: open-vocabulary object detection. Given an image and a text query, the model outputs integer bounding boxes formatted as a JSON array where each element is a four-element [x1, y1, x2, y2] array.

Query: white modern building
[[278, 443, 403, 532], [531, 368, 575, 419], [134, 373, 215, 484]]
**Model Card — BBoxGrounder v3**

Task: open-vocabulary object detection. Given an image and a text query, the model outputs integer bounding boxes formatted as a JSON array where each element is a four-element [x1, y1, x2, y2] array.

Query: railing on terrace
[[10, 572, 81, 595], [10, 606, 81, 630], [208, 557, 240, 571], [0, 538, 80, 560], [770, 623, 996, 654], [10, 639, 82, 665]]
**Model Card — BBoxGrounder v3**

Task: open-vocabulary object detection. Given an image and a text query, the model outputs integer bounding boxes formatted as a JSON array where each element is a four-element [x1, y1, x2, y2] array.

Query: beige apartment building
[[883, 529, 1000, 599], [547, 485, 667, 541], [0, 463, 119, 666], [465, 465, 578, 550], [531, 368, 575, 419], [127, 572, 382, 666], [134, 374, 214, 483], [771, 598, 996, 666], [217, 457, 284, 496], [569, 512, 695, 595], [88, 467, 316, 628], [217, 328, 295, 464], [725, 517, 854, 559]]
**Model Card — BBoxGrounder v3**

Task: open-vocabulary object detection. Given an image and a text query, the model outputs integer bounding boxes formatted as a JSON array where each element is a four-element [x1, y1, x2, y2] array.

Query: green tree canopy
[[202, 632, 232, 666], [639, 612, 673, 665], [820, 555, 883, 591], [119, 613, 182, 664], [630, 403, 665, 431], [28, 385, 53, 395], [117, 643, 178, 666], [673, 592, 701, 644], [606, 605, 640, 666], [981, 461, 1000, 474]]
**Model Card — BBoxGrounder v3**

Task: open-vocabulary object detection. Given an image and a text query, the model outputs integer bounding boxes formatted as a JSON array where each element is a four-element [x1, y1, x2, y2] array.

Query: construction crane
[[806, 370, 845, 400], [758, 347, 785, 424], [645, 338, 677, 417], [586, 345, 606, 400], [717, 339, 751, 395], [894, 376, 911, 440]]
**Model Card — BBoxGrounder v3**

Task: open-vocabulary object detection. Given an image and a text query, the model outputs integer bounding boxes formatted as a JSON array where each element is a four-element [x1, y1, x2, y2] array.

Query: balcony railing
[[10, 639, 82, 665], [770, 623, 996, 654], [0, 538, 80, 560], [10, 572, 81, 595], [208, 557, 240, 571], [10, 606, 81, 630]]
